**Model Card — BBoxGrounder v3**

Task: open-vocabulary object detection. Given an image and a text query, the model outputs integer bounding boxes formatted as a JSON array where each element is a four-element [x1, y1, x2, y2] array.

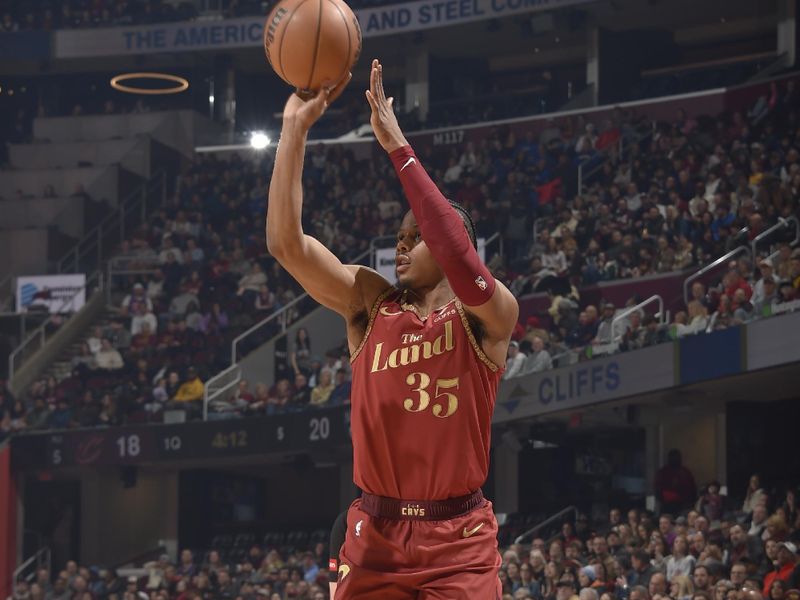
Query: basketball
[[264, 0, 362, 92]]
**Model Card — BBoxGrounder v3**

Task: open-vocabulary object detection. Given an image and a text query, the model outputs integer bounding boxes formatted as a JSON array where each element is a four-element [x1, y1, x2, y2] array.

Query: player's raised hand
[[366, 59, 409, 153], [282, 72, 352, 132]]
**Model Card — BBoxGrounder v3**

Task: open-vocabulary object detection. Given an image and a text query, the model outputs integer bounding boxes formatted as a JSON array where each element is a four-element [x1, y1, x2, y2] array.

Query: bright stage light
[[250, 132, 270, 150]]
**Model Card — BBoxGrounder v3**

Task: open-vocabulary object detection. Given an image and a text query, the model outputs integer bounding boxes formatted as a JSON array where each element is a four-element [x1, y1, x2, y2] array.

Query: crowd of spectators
[[489, 473, 800, 600], [0, 0, 398, 32], [7, 472, 800, 600], [2, 75, 800, 434]]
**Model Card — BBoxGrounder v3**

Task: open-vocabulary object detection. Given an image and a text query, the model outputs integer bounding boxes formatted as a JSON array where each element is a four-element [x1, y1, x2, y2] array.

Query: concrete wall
[[0, 229, 49, 282], [9, 138, 150, 178], [80, 469, 178, 566], [0, 197, 84, 238], [32, 111, 224, 159], [0, 166, 118, 205]]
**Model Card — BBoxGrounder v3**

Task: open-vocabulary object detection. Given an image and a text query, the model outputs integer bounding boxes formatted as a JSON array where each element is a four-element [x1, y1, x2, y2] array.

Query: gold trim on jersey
[[455, 300, 500, 373], [350, 287, 396, 364]]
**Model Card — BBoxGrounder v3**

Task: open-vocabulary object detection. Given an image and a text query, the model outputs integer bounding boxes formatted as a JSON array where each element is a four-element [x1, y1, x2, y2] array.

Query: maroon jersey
[[350, 288, 503, 500]]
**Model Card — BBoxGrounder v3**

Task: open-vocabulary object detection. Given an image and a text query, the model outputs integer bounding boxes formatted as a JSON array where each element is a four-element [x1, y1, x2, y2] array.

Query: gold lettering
[[371, 342, 387, 373], [420, 508, 426, 516], [403, 372, 430, 412], [409, 344, 420, 363], [432, 377, 459, 419], [401, 507, 408, 516], [370, 321, 456, 374]]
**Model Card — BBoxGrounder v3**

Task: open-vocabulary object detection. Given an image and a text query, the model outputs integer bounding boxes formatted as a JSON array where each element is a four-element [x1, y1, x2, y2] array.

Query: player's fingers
[[369, 61, 378, 96], [388, 97, 394, 108], [377, 63, 386, 102], [365, 90, 378, 112]]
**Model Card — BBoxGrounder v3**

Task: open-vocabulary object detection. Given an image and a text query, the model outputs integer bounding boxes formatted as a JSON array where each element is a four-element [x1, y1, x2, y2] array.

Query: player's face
[[395, 211, 443, 289]]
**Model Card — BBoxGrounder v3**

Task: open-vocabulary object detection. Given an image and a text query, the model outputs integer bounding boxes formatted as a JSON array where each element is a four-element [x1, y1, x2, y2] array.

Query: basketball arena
[[1, 0, 799, 599]]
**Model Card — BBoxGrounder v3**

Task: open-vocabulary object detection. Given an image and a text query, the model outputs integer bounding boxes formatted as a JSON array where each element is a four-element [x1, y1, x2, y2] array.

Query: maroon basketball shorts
[[335, 491, 501, 599]]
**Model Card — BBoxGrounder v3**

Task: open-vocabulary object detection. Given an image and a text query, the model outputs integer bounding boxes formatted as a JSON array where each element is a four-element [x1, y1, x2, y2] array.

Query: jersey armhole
[[455, 300, 501, 373], [350, 286, 396, 364]]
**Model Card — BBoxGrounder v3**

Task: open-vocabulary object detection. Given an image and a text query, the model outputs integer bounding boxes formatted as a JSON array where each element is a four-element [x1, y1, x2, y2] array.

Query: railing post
[[97, 226, 103, 269], [142, 180, 148, 223], [577, 163, 583, 193]]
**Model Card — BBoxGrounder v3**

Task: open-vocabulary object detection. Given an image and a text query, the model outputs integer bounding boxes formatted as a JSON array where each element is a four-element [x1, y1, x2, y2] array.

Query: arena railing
[[514, 505, 578, 545], [203, 364, 243, 421], [12, 547, 50, 587], [682, 246, 752, 305], [7, 270, 104, 389], [751, 215, 799, 260], [611, 294, 666, 342], [57, 171, 167, 274]]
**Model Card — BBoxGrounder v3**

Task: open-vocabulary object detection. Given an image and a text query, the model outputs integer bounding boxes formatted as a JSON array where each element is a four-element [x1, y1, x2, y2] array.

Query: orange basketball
[[264, 0, 362, 92]]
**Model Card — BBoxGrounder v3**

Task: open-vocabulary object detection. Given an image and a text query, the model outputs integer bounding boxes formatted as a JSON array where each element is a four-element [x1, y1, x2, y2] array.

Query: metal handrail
[[514, 506, 578, 545], [230, 293, 312, 364], [611, 294, 665, 342], [57, 171, 167, 273], [203, 364, 242, 421], [230, 247, 373, 364], [8, 271, 103, 387], [682, 245, 751, 305], [12, 547, 51, 584], [751, 215, 800, 259]]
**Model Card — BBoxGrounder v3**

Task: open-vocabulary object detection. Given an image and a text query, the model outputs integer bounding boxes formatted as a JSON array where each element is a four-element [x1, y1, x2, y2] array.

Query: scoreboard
[[11, 406, 350, 470]]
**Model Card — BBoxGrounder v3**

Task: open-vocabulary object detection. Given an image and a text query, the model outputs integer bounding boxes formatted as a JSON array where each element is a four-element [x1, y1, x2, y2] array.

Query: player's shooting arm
[[365, 59, 518, 345], [267, 81, 384, 320]]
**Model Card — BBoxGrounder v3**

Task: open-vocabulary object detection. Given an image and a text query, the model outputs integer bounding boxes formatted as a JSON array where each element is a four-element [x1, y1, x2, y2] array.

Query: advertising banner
[[54, 0, 594, 58], [16, 274, 86, 314], [494, 343, 675, 422]]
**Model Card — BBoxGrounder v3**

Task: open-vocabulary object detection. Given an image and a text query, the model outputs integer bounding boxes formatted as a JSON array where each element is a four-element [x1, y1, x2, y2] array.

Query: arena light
[[110, 72, 189, 95], [250, 132, 271, 150]]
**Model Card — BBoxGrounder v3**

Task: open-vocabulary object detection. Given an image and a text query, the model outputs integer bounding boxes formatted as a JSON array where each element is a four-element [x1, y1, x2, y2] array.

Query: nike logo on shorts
[[401, 157, 416, 171], [462, 522, 484, 538]]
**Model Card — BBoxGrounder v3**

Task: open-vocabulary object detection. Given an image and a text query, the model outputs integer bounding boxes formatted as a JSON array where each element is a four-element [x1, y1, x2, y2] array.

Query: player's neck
[[402, 280, 455, 320]]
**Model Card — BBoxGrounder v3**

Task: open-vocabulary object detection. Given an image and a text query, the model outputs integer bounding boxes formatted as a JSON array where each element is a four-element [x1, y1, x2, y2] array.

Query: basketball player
[[267, 59, 518, 598]]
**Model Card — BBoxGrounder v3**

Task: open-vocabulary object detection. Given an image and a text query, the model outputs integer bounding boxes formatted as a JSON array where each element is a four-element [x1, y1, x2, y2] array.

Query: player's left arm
[[366, 59, 518, 364]]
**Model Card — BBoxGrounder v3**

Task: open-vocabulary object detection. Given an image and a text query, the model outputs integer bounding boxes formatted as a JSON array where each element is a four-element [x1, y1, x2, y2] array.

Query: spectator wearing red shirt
[[723, 270, 753, 308], [763, 542, 798, 597], [655, 449, 697, 515]]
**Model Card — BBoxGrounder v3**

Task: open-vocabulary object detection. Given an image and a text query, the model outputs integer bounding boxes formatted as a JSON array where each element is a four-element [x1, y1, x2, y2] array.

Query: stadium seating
[[2, 74, 799, 436]]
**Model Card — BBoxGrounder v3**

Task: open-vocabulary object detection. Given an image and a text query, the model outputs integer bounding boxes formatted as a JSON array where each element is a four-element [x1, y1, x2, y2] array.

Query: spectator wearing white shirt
[[542, 238, 568, 274], [675, 301, 709, 337], [158, 236, 183, 264], [443, 156, 463, 184], [131, 302, 158, 336], [237, 262, 268, 300], [751, 258, 775, 306], [87, 325, 105, 354], [666, 536, 696, 581], [503, 341, 526, 380], [95, 339, 124, 371], [593, 302, 617, 344], [120, 283, 153, 317], [521, 336, 552, 375]]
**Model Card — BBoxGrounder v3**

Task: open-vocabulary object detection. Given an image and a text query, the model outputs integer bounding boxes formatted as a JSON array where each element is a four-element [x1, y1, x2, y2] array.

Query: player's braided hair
[[447, 199, 478, 250]]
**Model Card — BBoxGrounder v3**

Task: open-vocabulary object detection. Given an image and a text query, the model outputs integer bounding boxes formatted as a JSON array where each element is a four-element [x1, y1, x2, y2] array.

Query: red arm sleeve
[[389, 145, 495, 306]]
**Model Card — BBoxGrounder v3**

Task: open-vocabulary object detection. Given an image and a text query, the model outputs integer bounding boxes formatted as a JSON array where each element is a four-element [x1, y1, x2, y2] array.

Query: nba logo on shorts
[[475, 276, 487, 290], [355, 519, 363, 537]]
